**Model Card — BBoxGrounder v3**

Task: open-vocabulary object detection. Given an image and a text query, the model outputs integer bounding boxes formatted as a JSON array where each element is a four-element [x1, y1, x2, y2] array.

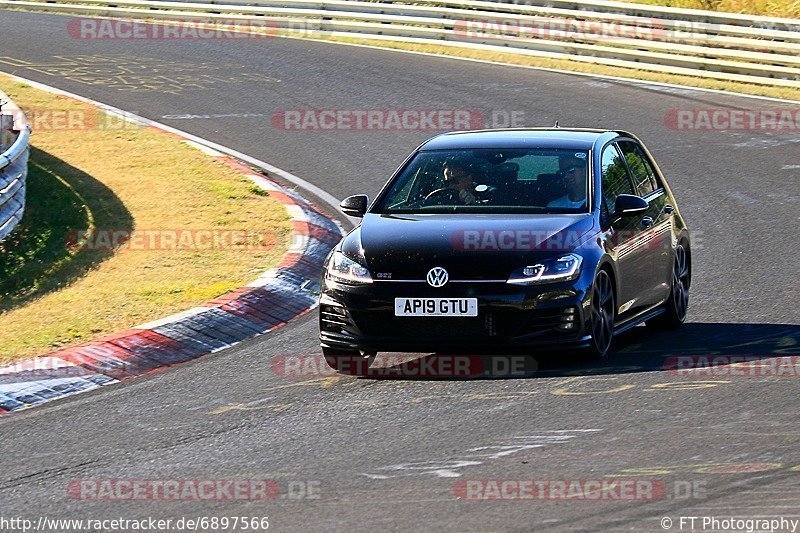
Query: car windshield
[[372, 148, 590, 214]]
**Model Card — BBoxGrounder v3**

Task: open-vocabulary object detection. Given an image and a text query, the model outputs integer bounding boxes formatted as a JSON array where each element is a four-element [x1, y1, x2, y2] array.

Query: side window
[[618, 141, 658, 195], [601, 143, 635, 215]]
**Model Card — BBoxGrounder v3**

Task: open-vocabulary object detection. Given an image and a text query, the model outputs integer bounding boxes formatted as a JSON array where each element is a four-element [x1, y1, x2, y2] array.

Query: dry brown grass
[[621, 0, 800, 18], [0, 78, 291, 363]]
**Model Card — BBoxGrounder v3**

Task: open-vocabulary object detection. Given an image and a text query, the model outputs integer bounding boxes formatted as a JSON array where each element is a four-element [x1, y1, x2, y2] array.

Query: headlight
[[507, 253, 583, 285], [326, 251, 373, 285]]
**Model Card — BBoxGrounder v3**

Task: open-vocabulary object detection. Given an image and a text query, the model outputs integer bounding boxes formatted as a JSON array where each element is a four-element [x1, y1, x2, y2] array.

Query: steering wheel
[[424, 187, 461, 204]]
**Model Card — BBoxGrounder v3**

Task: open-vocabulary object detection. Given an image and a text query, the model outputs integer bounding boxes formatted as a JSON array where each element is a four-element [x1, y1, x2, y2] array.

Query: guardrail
[[1, 0, 799, 88], [0, 92, 29, 242]]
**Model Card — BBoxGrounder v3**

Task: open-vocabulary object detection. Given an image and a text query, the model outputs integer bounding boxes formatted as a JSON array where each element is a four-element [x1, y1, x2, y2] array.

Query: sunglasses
[[557, 165, 585, 177], [446, 170, 471, 180]]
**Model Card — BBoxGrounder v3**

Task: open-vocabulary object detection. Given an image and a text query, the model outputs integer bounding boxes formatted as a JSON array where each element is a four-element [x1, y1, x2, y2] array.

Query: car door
[[599, 142, 652, 318], [617, 140, 673, 306]]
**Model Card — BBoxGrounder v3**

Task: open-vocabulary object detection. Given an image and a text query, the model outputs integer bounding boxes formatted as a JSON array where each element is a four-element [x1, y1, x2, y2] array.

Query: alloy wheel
[[590, 270, 615, 357], [672, 245, 690, 322]]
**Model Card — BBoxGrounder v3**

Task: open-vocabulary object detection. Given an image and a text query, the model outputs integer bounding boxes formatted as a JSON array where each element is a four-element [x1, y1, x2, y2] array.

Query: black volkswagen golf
[[319, 129, 691, 373]]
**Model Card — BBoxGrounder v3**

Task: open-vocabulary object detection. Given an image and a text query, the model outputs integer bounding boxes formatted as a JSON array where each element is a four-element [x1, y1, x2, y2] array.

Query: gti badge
[[426, 267, 449, 288]]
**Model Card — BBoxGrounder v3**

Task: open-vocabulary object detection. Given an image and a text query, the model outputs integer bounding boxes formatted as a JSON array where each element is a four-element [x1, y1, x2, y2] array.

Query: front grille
[[382, 315, 491, 339], [353, 306, 572, 340]]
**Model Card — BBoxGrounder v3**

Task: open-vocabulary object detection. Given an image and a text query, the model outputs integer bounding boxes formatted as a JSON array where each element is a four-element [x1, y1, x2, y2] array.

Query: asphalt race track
[[1, 10, 800, 531]]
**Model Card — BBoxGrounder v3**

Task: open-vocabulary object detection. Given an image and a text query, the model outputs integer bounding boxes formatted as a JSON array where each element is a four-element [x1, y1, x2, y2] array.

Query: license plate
[[394, 298, 478, 317]]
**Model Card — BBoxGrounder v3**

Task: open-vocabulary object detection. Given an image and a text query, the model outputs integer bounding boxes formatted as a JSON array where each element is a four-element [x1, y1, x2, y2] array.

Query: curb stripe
[[0, 89, 344, 414]]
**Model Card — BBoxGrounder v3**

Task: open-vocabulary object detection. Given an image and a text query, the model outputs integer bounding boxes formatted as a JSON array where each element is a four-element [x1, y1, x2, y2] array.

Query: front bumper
[[319, 278, 593, 354]]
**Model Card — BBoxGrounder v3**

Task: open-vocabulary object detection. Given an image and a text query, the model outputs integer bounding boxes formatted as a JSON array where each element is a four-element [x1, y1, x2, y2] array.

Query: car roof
[[419, 128, 617, 151]]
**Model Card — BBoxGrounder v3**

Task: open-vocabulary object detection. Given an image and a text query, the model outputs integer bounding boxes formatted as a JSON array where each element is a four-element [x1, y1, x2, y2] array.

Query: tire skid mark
[[361, 430, 602, 479]]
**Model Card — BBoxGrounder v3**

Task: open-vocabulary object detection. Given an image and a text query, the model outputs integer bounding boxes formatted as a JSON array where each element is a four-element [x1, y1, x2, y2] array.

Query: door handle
[[664, 204, 674, 214], [641, 216, 654, 227]]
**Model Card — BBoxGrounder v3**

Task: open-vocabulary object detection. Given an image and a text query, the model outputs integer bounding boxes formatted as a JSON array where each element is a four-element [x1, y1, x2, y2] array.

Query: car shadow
[[357, 322, 800, 381]]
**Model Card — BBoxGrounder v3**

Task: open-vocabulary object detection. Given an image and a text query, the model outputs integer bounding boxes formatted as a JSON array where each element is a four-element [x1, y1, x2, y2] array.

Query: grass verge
[[620, 0, 800, 19], [0, 78, 291, 364]]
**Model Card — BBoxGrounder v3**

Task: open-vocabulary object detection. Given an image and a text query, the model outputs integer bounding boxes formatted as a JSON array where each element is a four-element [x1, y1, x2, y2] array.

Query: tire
[[647, 244, 690, 330], [586, 269, 615, 359], [322, 347, 376, 376]]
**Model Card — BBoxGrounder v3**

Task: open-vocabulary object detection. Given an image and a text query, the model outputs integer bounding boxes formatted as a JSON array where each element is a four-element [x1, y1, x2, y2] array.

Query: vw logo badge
[[426, 267, 449, 288]]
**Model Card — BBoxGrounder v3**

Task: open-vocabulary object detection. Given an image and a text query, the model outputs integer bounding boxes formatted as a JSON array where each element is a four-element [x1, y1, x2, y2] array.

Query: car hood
[[340, 213, 597, 280]]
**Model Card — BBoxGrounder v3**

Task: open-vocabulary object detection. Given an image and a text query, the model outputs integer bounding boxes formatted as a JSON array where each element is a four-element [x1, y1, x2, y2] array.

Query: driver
[[442, 160, 477, 205], [547, 154, 588, 209]]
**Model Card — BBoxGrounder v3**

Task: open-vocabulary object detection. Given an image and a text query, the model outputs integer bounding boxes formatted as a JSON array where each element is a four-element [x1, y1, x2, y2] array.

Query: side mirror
[[615, 194, 648, 217], [340, 194, 368, 217]]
